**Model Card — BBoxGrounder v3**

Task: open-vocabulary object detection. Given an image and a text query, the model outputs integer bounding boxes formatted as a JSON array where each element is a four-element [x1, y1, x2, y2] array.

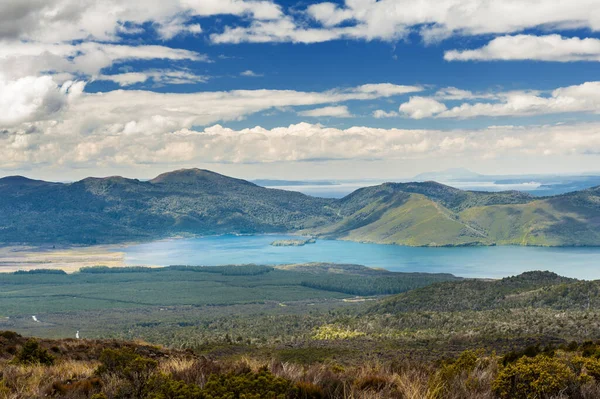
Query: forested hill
[[0, 169, 338, 244], [1, 169, 600, 246], [368, 271, 583, 314], [313, 182, 600, 247]]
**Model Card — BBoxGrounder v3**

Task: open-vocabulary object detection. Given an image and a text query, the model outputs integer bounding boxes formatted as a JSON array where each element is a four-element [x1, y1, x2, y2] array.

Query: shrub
[[146, 374, 203, 399], [431, 350, 481, 398], [292, 381, 325, 399], [0, 331, 21, 340], [13, 339, 54, 365], [96, 348, 158, 398], [97, 348, 158, 378], [354, 375, 388, 392], [48, 377, 103, 397], [493, 355, 576, 399], [202, 366, 291, 399]]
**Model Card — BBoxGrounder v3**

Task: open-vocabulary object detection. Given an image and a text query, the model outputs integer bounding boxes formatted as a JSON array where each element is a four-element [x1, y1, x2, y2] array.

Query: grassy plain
[[0, 245, 126, 273]]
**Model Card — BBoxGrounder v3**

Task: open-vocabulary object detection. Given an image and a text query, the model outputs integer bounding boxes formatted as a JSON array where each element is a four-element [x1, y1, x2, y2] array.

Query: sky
[[2, 0, 600, 181]]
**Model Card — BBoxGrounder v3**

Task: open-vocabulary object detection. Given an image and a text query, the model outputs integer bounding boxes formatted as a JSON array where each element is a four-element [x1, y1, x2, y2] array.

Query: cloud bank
[[3, 120, 600, 171], [399, 81, 600, 119], [446, 35, 600, 62]]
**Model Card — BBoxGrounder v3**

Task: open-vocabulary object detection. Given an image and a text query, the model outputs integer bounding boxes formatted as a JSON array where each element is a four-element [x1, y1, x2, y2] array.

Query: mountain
[[413, 168, 482, 182], [0, 169, 338, 244], [0, 169, 599, 246], [313, 182, 600, 247]]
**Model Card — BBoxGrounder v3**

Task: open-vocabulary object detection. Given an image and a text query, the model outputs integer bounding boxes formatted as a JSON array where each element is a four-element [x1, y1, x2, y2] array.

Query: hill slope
[[369, 271, 580, 313], [0, 169, 337, 244], [313, 182, 600, 246], [1, 170, 599, 246]]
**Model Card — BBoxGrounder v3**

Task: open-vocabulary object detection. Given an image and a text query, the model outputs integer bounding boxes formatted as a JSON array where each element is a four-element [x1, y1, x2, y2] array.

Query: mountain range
[[1, 168, 599, 246]]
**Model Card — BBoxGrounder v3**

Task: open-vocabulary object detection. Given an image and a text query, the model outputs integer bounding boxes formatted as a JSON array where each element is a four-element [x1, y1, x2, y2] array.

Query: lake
[[123, 234, 600, 280]]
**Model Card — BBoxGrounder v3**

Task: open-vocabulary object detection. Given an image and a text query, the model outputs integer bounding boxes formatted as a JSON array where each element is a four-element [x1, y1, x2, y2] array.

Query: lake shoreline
[[3, 234, 600, 279]]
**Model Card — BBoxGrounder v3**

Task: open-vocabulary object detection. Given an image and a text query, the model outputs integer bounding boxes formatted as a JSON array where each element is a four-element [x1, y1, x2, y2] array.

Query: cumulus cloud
[[0, 0, 282, 42], [3, 119, 600, 170], [0, 76, 84, 128], [0, 80, 421, 135], [445, 34, 600, 62], [373, 110, 399, 118], [0, 41, 206, 81], [398, 81, 600, 119], [298, 105, 352, 118], [55, 83, 417, 134], [399, 97, 448, 119], [212, 0, 600, 44], [434, 87, 497, 100], [240, 70, 263, 77]]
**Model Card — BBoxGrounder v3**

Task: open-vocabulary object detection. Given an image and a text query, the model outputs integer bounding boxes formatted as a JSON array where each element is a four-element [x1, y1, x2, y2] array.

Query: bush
[[146, 374, 203, 399], [96, 348, 158, 398], [13, 339, 54, 365], [493, 355, 576, 399], [48, 377, 102, 397], [202, 366, 291, 399], [0, 331, 21, 340], [354, 375, 388, 392], [292, 381, 325, 399]]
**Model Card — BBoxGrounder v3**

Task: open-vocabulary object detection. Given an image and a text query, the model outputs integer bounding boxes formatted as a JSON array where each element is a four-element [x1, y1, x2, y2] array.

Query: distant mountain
[[1, 169, 600, 246], [312, 182, 600, 247], [413, 168, 482, 182], [0, 169, 337, 244], [252, 179, 337, 187], [413, 169, 600, 196]]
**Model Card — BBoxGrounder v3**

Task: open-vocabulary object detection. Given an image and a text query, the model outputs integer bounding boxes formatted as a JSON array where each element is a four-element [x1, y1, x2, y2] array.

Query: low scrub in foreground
[[3, 333, 600, 398]]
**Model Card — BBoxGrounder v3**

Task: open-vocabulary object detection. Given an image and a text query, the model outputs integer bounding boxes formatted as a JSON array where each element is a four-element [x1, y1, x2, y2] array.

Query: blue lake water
[[122, 235, 600, 279]]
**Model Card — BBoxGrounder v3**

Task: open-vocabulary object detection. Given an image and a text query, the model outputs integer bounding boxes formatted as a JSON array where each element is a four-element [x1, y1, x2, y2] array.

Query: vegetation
[[4, 333, 600, 398], [1, 169, 600, 246], [271, 238, 317, 246], [0, 169, 338, 244], [314, 182, 600, 247], [2, 269, 600, 397], [0, 264, 459, 320]]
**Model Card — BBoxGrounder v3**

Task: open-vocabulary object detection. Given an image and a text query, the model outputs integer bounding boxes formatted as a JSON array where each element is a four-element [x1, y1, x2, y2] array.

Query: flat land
[[0, 245, 126, 273]]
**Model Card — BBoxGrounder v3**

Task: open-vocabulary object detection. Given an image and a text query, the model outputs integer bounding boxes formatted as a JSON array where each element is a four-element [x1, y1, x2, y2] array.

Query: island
[[270, 238, 317, 247]]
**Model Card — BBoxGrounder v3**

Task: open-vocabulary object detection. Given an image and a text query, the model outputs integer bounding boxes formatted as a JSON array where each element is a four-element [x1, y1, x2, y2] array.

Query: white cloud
[[298, 105, 352, 118], [240, 70, 263, 77], [397, 81, 600, 119], [0, 0, 282, 42], [0, 41, 206, 81], [211, 16, 349, 44], [399, 97, 448, 119], [212, 0, 600, 44], [156, 17, 202, 40], [3, 119, 600, 171], [0, 80, 421, 132], [373, 110, 399, 118], [98, 70, 209, 86], [446, 34, 600, 62], [434, 87, 496, 100], [356, 83, 423, 97], [0, 76, 83, 127]]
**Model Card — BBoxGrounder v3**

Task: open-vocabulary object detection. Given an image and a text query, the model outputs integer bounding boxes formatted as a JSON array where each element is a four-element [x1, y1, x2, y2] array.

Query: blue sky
[[2, 0, 600, 180]]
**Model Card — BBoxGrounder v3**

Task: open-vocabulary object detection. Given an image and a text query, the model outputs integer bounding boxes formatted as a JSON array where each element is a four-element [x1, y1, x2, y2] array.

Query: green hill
[[0, 169, 338, 244], [314, 182, 600, 247], [367, 270, 600, 315], [1, 170, 599, 246]]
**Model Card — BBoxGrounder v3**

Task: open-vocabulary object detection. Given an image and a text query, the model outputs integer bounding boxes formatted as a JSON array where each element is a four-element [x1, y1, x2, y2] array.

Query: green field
[[0, 264, 458, 344]]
